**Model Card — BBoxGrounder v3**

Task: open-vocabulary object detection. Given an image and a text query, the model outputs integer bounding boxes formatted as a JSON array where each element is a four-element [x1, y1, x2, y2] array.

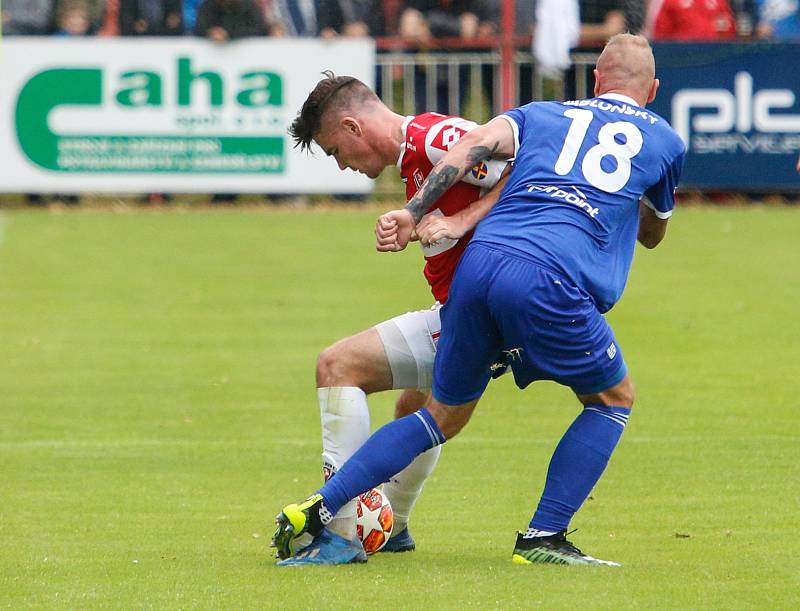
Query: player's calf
[[394, 389, 428, 419], [425, 398, 479, 439]]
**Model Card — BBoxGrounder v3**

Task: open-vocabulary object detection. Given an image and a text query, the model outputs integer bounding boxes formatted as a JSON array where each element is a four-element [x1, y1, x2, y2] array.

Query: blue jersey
[[473, 93, 685, 313]]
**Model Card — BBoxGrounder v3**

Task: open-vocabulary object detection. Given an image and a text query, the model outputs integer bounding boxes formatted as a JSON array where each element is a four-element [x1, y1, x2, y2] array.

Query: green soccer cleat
[[511, 530, 621, 566], [271, 494, 327, 560]]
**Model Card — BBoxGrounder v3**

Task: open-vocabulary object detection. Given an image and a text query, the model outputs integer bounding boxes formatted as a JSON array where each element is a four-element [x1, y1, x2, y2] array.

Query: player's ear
[[341, 117, 362, 137], [593, 69, 601, 98], [647, 78, 660, 104]]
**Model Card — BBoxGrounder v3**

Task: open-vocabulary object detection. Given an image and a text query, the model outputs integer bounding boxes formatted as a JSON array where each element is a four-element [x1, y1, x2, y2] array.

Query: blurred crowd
[[3, 1, 799, 43]]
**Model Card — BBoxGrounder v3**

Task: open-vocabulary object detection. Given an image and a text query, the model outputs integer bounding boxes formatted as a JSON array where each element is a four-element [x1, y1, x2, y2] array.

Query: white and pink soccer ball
[[355, 488, 394, 554]]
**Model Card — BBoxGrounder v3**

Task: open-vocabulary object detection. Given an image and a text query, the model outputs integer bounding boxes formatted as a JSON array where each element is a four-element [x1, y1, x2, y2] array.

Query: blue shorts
[[432, 243, 627, 405]]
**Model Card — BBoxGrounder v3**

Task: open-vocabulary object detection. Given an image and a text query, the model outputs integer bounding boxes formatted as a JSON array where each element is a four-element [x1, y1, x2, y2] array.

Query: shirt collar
[[396, 116, 414, 169], [599, 92, 639, 107]]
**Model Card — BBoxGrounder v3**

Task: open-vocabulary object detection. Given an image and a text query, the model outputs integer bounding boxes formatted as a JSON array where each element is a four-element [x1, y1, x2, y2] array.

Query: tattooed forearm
[[404, 142, 499, 223], [405, 165, 459, 223]]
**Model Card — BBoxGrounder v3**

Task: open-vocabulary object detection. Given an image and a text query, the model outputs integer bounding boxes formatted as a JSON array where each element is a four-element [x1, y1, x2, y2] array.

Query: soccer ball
[[355, 488, 394, 554]]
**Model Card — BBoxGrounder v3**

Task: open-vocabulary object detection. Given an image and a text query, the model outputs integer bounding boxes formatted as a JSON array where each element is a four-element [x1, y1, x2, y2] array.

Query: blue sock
[[529, 404, 631, 533], [317, 408, 445, 517]]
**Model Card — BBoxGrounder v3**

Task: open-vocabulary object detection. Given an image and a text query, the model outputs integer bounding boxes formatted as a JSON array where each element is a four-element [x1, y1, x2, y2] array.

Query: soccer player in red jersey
[[282, 72, 508, 562]]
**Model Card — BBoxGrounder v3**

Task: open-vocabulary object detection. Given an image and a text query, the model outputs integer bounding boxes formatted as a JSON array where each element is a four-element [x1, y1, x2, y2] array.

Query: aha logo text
[[15, 58, 286, 173]]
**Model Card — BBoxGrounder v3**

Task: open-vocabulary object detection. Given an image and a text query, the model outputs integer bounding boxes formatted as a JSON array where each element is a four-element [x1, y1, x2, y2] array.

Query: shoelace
[[558, 528, 585, 556]]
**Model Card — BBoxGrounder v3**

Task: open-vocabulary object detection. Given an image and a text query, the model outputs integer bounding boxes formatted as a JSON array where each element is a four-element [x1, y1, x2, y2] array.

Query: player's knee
[[315, 343, 355, 388], [611, 377, 635, 408], [578, 376, 635, 408]]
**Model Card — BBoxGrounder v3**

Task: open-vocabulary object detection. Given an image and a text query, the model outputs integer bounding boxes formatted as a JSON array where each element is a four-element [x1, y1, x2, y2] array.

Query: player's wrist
[[399, 206, 419, 227]]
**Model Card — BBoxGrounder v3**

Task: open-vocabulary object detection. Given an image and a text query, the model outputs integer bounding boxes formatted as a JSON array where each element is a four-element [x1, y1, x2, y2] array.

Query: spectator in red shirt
[[647, 0, 736, 40]]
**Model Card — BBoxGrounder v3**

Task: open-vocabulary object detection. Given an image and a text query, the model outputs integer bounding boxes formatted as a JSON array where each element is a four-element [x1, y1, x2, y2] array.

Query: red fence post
[[500, 0, 516, 112]]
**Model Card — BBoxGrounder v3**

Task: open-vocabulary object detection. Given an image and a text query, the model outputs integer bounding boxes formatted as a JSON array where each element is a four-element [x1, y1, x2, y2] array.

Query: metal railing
[[376, 50, 601, 118]]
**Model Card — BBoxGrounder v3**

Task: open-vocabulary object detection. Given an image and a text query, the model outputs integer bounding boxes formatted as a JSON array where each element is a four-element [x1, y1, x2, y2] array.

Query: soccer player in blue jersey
[[272, 33, 685, 566]]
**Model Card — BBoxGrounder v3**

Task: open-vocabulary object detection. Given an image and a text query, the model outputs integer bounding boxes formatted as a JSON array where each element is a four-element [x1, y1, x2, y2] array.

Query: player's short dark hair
[[289, 71, 378, 153]]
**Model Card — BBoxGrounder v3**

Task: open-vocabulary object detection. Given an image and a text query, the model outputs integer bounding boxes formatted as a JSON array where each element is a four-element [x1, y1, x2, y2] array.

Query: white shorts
[[375, 303, 441, 392]]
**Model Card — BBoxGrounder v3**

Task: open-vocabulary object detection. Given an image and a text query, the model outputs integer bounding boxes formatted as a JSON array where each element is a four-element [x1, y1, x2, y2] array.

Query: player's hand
[[416, 214, 469, 246], [375, 214, 398, 251], [375, 209, 415, 252]]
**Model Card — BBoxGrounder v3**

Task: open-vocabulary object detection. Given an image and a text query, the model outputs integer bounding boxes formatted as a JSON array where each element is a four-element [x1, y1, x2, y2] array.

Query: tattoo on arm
[[405, 165, 459, 223], [465, 144, 497, 167], [405, 143, 499, 223]]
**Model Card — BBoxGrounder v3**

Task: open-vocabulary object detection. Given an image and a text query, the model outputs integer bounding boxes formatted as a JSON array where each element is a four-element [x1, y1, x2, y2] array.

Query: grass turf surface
[[0, 205, 798, 609]]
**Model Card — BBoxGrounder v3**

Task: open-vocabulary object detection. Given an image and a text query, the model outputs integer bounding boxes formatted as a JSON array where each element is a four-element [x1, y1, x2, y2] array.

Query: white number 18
[[554, 108, 643, 193]]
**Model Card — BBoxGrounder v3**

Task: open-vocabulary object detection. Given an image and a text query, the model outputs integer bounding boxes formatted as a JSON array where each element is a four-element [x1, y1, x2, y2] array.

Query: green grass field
[[1, 205, 798, 609]]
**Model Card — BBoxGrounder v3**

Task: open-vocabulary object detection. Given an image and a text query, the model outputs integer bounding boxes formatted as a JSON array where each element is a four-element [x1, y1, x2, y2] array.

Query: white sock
[[382, 444, 442, 534], [318, 386, 371, 540]]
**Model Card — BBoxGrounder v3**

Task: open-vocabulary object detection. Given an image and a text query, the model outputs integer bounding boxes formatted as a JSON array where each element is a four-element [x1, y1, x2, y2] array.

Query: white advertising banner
[[0, 38, 375, 193]]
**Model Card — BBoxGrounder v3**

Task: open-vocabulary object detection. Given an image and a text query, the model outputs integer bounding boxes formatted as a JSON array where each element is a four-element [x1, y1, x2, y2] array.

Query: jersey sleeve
[[642, 145, 685, 219], [423, 116, 508, 188], [498, 104, 531, 157]]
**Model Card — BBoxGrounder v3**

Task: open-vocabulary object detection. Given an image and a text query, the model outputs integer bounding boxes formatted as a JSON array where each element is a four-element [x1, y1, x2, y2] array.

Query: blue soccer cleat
[[276, 528, 367, 566], [380, 527, 416, 553]]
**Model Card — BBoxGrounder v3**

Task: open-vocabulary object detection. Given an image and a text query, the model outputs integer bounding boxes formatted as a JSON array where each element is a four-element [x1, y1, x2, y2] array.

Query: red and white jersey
[[399, 112, 506, 303]]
